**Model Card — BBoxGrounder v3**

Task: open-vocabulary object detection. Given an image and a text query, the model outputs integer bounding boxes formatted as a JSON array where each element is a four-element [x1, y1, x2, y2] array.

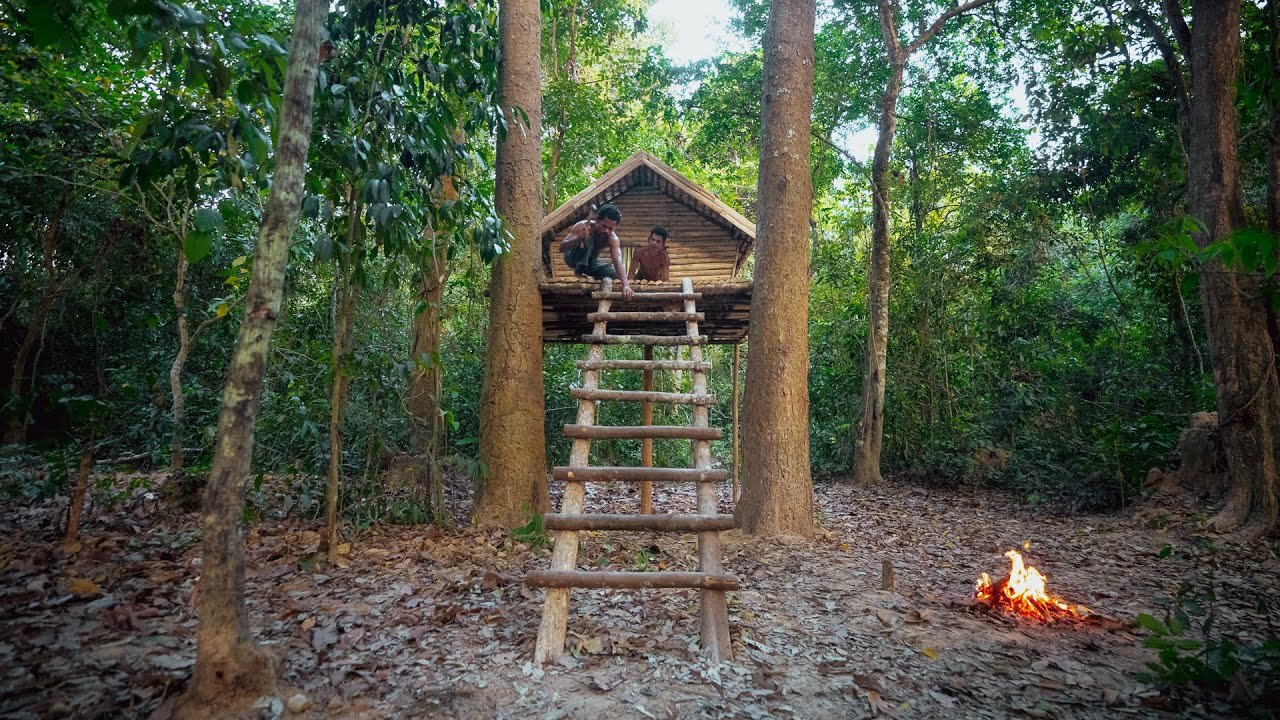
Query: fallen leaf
[[865, 690, 894, 716], [922, 647, 939, 660], [66, 577, 101, 597]]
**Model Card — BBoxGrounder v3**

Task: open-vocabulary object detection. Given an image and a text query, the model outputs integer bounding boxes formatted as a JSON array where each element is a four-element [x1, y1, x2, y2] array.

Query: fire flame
[[975, 550, 1088, 621]]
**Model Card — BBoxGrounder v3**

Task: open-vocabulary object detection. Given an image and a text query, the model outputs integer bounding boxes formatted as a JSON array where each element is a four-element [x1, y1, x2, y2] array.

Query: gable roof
[[540, 151, 756, 259]]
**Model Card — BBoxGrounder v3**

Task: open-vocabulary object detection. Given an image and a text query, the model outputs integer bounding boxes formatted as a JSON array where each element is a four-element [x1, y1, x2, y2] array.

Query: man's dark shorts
[[562, 242, 618, 279]]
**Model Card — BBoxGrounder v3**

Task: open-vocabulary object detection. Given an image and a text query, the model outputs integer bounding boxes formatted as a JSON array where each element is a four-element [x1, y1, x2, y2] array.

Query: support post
[[641, 344, 654, 514], [732, 342, 741, 504], [685, 277, 732, 660], [535, 278, 610, 663]]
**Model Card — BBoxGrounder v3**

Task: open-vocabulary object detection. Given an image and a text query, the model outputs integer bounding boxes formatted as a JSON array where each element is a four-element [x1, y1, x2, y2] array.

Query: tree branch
[[904, 0, 997, 57], [1162, 0, 1192, 62]]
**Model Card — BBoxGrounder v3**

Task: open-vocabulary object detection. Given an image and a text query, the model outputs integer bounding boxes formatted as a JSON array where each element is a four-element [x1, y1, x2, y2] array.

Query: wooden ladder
[[528, 277, 736, 662]]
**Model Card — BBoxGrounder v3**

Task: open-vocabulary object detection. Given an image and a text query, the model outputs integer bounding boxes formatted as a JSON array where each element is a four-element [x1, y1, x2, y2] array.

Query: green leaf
[[194, 207, 224, 234], [1135, 613, 1169, 636], [313, 236, 334, 262], [184, 230, 214, 264], [330, 83, 347, 95]]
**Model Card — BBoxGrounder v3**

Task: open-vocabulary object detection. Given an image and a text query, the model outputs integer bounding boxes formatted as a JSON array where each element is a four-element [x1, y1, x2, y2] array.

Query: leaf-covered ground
[[1, 476, 1277, 719]]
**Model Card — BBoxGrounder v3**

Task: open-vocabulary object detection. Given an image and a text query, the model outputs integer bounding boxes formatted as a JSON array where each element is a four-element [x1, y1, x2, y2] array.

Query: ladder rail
[[531, 277, 735, 664], [686, 277, 733, 660], [534, 278, 612, 663]]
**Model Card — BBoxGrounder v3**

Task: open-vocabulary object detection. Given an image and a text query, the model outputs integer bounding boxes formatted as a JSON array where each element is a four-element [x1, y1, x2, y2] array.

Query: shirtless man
[[559, 203, 633, 299], [628, 226, 670, 282]]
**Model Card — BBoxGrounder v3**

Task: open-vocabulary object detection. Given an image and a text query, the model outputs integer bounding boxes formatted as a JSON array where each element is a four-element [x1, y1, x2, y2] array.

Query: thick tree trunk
[[851, 54, 903, 487], [5, 196, 71, 444], [1269, 0, 1280, 235], [170, 253, 191, 476], [176, 0, 325, 714], [737, 0, 815, 538], [408, 241, 450, 522], [474, 0, 548, 529], [1179, 0, 1280, 539]]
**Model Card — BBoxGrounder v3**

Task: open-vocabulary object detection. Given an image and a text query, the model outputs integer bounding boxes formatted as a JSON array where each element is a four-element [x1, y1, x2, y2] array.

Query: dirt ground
[[1, 475, 1278, 719]]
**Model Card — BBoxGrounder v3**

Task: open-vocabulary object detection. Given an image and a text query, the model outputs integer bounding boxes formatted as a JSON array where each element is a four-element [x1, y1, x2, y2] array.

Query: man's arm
[[558, 221, 588, 253], [627, 250, 639, 281], [609, 232, 633, 298], [658, 249, 670, 282]]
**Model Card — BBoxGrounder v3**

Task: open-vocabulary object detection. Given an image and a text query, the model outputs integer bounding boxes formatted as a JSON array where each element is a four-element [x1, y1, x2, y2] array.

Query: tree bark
[[5, 194, 71, 444], [170, 252, 191, 476], [1177, 0, 1280, 539], [325, 199, 361, 559], [850, 0, 992, 486], [474, 0, 548, 529], [737, 0, 816, 538], [177, 0, 326, 713], [408, 235, 450, 523]]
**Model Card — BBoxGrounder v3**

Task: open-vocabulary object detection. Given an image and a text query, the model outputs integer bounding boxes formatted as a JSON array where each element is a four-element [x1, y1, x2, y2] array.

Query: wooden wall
[[606, 184, 740, 281]]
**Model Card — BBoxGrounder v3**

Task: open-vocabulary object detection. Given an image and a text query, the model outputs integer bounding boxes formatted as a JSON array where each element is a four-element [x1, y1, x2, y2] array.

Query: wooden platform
[[541, 278, 751, 343]]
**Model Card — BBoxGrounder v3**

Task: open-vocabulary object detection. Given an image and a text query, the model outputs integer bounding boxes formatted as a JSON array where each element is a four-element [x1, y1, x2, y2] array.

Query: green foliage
[[1136, 570, 1280, 713], [510, 507, 551, 549]]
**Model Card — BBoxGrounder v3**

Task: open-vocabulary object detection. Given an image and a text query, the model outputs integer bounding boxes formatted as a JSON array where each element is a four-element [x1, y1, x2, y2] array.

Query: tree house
[[540, 151, 754, 343]]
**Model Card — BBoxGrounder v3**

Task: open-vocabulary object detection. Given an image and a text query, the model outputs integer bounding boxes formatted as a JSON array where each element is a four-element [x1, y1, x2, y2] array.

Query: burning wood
[[975, 550, 1089, 622]]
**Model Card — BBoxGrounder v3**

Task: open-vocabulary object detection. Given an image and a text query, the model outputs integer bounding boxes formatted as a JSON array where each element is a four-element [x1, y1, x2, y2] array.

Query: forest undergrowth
[[2, 473, 1276, 720]]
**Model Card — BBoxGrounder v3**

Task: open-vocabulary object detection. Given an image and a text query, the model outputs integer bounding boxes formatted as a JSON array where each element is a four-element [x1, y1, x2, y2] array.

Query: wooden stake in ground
[[175, 0, 326, 714], [475, 0, 548, 528], [739, 0, 817, 538]]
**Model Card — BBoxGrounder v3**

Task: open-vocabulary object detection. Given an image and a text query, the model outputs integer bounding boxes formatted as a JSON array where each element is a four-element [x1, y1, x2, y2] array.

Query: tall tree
[[738, 0, 816, 537], [474, 0, 548, 528], [1171, 0, 1280, 539], [176, 0, 326, 713], [851, 0, 993, 485]]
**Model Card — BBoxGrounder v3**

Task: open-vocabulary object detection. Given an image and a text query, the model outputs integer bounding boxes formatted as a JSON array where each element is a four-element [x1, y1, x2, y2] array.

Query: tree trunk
[[737, 0, 815, 538], [408, 238, 450, 523], [177, 0, 325, 714], [474, 0, 548, 529], [851, 51, 903, 487], [170, 252, 191, 476], [5, 195, 71, 445], [1268, 0, 1280, 240], [850, 0, 992, 486], [1178, 0, 1280, 539], [325, 201, 361, 559]]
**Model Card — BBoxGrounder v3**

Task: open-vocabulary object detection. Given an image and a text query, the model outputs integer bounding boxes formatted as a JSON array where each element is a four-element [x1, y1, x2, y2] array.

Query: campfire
[[975, 550, 1089, 622]]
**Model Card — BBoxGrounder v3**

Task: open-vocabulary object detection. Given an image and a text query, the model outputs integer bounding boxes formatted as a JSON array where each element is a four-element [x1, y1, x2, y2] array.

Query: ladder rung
[[563, 424, 722, 440], [526, 570, 739, 590], [571, 388, 715, 405], [552, 466, 728, 483], [583, 334, 707, 346], [591, 291, 701, 301], [544, 513, 736, 532], [586, 311, 704, 323], [575, 359, 712, 371]]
